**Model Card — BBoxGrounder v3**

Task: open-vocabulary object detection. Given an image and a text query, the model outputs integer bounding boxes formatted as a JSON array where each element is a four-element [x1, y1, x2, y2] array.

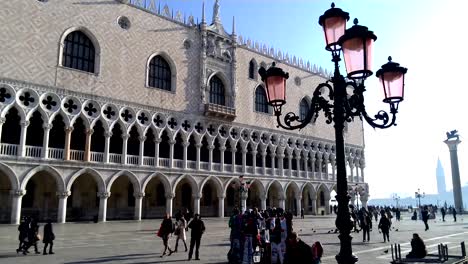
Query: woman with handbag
[[42, 219, 55, 255], [158, 213, 175, 258], [174, 215, 187, 252]]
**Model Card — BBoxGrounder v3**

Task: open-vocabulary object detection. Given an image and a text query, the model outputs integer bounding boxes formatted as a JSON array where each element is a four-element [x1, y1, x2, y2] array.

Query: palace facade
[[0, 0, 368, 224]]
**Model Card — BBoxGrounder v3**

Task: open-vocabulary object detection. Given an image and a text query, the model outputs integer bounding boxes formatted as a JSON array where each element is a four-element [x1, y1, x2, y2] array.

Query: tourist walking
[[158, 213, 174, 258], [441, 207, 446, 222], [22, 217, 41, 255], [378, 212, 391, 243], [42, 219, 55, 255], [395, 208, 401, 221], [188, 213, 205, 261], [422, 206, 429, 231], [359, 208, 371, 242], [174, 215, 188, 252], [16, 216, 29, 254]]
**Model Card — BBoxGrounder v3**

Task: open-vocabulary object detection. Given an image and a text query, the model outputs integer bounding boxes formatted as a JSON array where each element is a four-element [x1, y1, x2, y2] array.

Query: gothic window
[[209, 75, 225, 106], [148, 55, 172, 91], [248, 60, 256, 79], [62, 31, 96, 73], [299, 98, 310, 121], [255, 86, 269, 113]]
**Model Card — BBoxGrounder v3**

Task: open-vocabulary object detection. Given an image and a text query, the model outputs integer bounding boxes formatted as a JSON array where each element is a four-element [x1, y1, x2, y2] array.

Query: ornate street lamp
[[415, 188, 425, 208], [392, 193, 401, 208], [259, 3, 407, 264]]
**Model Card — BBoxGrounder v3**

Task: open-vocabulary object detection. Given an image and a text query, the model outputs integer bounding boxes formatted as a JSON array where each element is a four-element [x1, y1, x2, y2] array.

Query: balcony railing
[[204, 103, 236, 120], [173, 159, 184, 168], [109, 153, 121, 164], [70, 150, 84, 161], [187, 160, 196, 169], [143, 156, 155, 166], [48, 148, 64, 160], [200, 161, 209, 170], [224, 164, 232, 172], [159, 158, 170, 167], [213, 163, 221, 171], [25, 145, 42, 158], [0, 143, 18, 156], [127, 155, 139, 165], [90, 152, 104, 163]]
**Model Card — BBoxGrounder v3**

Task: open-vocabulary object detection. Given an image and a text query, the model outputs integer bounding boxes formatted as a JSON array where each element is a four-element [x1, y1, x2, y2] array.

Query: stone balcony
[[204, 103, 236, 120]]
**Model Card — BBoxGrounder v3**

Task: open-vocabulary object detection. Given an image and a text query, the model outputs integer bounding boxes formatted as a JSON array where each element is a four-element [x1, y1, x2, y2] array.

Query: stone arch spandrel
[[0, 162, 19, 190], [106, 170, 141, 194], [66, 167, 106, 193], [21, 165, 65, 192]]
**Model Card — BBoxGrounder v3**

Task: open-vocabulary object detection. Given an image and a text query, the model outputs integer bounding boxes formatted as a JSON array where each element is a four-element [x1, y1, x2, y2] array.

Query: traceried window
[[255, 86, 269, 113], [248, 60, 256, 79], [148, 55, 172, 91], [209, 75, 225, 106], [299, 98, 310, 121], [63, 31, 96, 73]]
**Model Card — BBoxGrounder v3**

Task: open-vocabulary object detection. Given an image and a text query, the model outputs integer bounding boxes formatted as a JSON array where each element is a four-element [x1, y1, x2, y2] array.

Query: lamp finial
[[353, 18, 358, 25], [388, 56, 392, 62], [331, 2, 335, 8]]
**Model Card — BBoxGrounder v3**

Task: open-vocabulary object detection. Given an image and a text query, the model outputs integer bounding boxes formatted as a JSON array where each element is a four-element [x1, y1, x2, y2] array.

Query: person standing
[[395, 208, 401, 221], [421, 206, 429, 231], [359, 208, 371, 242], [159, 213, 174, 258], [300, 208, 304, 219], [378, 212, 391, 243], [42, 219, 55, 255], [452, 207, 457, 222], [441, 207, 446, 222], [188, 213, 205, 261], [16, 217, 29, 254], [174, 215, 187, 252]]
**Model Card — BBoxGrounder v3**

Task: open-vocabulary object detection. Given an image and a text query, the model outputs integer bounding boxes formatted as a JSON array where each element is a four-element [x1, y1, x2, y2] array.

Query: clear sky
[[136, 0, 468, 199]]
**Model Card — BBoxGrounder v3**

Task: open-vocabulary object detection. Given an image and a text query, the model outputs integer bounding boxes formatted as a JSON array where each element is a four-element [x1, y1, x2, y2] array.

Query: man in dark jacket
[[406, 233, 427, 259], [284, 232, 314, 264], [421, 207, 429, 231], [159, 213, 174, 257], [42, 219, 55, 255], [188, 213, 205, 261], [16, 217, 29, 254]]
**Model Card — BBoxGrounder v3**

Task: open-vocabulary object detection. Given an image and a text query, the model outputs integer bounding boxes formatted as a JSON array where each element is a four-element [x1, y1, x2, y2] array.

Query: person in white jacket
[[174, 215, 187, 252]]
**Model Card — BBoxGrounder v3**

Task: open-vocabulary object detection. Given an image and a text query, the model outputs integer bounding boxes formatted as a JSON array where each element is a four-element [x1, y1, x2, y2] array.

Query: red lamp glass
[[258, 62, 289, 115], [318, 3, 349, 51], [338, 18, 377, 80], [376, 56, 407, 104]]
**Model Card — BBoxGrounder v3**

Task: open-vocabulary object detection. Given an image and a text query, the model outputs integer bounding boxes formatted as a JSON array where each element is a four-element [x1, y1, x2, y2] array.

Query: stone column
[[303, 157, 309, 178], [260, 195, 267, 211], [41, 124, 52, 159], [349, 163, 355, 183], [154, 138, 161, 167], [169, 139, 175, 169], [208, 145, 214, 171], [165, 193, 174, 216], [218, 195, 225, 218], [360, 162, 365, 182], [360, 194, 369, 209], [10, 189, 25, 225], [195, 143, 202, 170], [287, 153, 292, 177], [331, 159, 336, 181], [57, 191, 70, 223], [138, 136, 146, 166], [182, 142, 189, 169], [296, 156, 301, 177], [219, 146, 226, 172], [84, 129, 94, 162], [311, 199, 317, 215], [251, 150, 257, 174], [324, 198, 330, 214], [134, 192, 145, 221], [193, 195, 201, 215], [278, 154, 284, 176], [98, 192, 110, 222], [261, 151, 267, 176], [316, 157, 322, 179], [0, 117, 5, 143], [231, 149, 236, 173], [444, 138, 464, 213], [310, 156, 315, 179], [103, 131, 112, 163], [279, 198, 285, 210], [242, 148, 247, 173], [296, 196, 302, 216], [18, 121, 29, 157], [270, 153, 276, 175], [64, 127, 73, 160], [354, 160, 360, 182], [121, 133, 129, 165], [240, 191, 248, 213]]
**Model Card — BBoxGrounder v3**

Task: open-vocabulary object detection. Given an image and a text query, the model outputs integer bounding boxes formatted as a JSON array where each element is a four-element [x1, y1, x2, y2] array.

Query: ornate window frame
[[145, 52, 177, 93]]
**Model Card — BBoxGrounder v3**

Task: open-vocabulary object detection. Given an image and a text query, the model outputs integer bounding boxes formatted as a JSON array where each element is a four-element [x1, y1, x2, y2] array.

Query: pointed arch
[[248, 59, 257, 79], [199, 176, 223, 197], [142, 172, 171, 196], [106, 170, 141, 193], [299, 97, 311, 121], [285, 181, 300, 197], [0, 162, 19, 190], [266, 180, 284, 199], [66, 167, 106, 193], [146, 51, 177, 92], [21, 165, 65, 192], [172, 174, 199, 195], [255, 85, 269, 113], [1, 104, 26, 121]]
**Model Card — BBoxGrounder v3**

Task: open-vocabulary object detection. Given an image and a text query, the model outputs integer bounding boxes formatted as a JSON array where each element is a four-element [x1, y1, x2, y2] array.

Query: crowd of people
[[16, 216, 55, 255]]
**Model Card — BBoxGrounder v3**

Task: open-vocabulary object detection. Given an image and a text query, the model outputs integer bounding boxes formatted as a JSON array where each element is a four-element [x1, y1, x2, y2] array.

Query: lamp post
[[415, 188, 425, 208], [392, 193, 400, 208], [258, 3, 407, 264]]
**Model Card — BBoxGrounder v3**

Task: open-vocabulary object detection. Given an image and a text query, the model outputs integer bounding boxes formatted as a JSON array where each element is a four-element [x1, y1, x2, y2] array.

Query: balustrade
[[173, 159, 183, 168], [25, 145, 42, 158], [159, 158, 170, 167], [212, 163, 221, 171], [127, 155, 139, 165], [143, 156, 155, 166], [187, 160, 196, 169], [200, 161, 209, 170], [48, 148, 64, 160], [70, 149, 85, 161], [90, 151, 104, 162], [0, 143, 18, 156], [109, 153, 121, 164]]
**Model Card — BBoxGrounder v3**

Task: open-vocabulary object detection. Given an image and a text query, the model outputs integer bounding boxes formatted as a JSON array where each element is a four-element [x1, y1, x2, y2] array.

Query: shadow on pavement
[[64, 253, 159, 264]]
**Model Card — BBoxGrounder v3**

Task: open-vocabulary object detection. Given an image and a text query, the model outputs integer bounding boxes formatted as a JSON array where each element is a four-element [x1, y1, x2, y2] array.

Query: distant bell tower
[[436, 157, 446, 194]]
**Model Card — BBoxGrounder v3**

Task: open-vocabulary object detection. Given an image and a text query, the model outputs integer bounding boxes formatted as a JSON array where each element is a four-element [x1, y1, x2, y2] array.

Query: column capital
[[43, 123, 53, 130], [444, 139, 461, 151], [134, 192, 145, 198], [168, 139, 176, 145], [86, 128, 94, 135], [65, 126, 74, 133], [218, 194, 226, 199], [20, 121, 30, 127], [121, 133, 130, 140], [182, 142, 190, 148], [138, 136, 147, 142], [251, 150, 257, 155], [154, 138, 162, 144], [195, 143, 203, 148], [165, 193, 175, 199], [241, 149, 248, 154], [219, 146, 226, 152], [277, 154, 284, 159], [97, 192, 111, 199], [104, 131, 113, 138], [208, 145, 215, 150], [192, 194, 202, 199], [56, 191, 71, 198], [10, 189, 26, 197], [0, 117, 5, 124]]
